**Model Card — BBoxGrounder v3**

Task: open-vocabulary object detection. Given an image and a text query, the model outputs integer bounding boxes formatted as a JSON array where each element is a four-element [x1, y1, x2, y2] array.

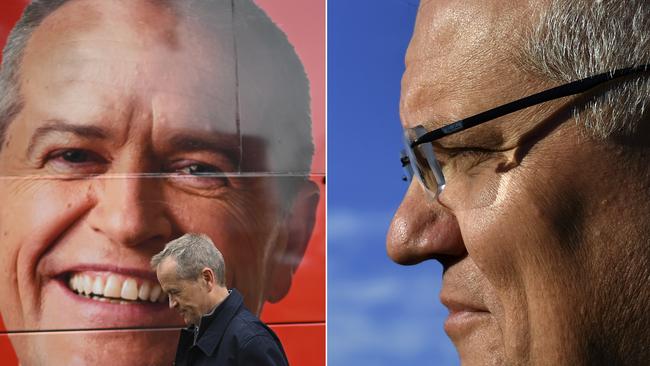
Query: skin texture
[[0, 0, 319, 365], [156, 257, 229, 327], [388, 0, 650, 365]]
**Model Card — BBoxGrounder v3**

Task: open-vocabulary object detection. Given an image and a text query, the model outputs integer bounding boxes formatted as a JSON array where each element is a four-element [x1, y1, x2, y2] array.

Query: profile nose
[[387, 181, 465, 265], [87, 174, 172, 247]]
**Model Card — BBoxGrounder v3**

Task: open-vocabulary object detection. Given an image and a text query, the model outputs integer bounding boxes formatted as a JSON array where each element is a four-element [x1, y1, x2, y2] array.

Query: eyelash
[[436, 147, 494, 168], [45, 148, 109, 175], [172, 162, 223, 175], [446, 147, 493, 158], [167, 161, 230, 189], [43, 149, 231, 189]]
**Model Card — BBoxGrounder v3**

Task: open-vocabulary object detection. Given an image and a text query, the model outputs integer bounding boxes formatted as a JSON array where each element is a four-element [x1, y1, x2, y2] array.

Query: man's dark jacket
[[174, 289, 289, 366]]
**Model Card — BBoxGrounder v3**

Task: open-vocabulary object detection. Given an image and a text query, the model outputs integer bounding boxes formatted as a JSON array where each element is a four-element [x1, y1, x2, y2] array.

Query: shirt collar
[[193, 290, 231, 345], [194, 288, 245, 356]]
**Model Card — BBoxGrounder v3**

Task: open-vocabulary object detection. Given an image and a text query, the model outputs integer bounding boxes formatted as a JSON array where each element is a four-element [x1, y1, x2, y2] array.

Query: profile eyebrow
[[433, 127, 505, 150], [27, 120, 110, 157], [418, 114, 505, 149]]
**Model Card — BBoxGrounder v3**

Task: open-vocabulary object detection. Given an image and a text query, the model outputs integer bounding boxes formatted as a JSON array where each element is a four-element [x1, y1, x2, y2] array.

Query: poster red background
[[0, 1, 325, 365]]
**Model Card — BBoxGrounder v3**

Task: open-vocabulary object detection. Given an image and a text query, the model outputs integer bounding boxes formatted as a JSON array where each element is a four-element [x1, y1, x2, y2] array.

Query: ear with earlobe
[[264, 179, 320, 303], [201, 267, 216, 290]]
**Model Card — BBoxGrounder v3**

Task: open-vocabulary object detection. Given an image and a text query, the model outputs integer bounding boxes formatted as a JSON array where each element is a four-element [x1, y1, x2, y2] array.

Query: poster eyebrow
[[167, 132, 241, 167], [167, 132, 240, 153], [26, 119, 110, 157]]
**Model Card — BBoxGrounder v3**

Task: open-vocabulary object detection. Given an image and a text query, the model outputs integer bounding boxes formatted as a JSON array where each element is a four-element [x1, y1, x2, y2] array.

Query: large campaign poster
[[0, 1, 325, 365]]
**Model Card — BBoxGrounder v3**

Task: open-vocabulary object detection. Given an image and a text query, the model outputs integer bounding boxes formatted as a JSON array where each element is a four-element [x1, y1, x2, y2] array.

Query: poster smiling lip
[[0, 1, 324, 365]]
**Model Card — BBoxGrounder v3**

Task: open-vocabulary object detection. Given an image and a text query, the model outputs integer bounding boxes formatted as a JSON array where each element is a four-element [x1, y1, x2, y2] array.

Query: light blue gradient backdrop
[[328, 1, 458, 365]]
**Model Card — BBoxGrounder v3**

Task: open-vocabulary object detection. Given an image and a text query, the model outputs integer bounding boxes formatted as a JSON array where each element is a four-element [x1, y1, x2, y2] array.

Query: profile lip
[[441, 293, 491, 338], [439, 294, 489, 314]]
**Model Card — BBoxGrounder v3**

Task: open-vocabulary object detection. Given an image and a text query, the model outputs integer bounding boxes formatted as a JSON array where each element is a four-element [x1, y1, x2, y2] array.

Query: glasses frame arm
[[412, 64, 650, 148]]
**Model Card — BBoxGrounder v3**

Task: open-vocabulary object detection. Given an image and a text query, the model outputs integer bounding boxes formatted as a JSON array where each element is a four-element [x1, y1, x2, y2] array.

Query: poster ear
[[265, 179, 320, 303]]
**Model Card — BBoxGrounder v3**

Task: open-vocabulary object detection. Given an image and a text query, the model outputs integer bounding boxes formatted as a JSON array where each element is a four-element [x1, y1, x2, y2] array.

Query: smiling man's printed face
[[0, 0, 311, 365]]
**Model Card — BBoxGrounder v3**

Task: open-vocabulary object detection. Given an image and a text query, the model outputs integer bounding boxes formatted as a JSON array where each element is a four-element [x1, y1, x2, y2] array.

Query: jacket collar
[[194, 288, 244, 357]]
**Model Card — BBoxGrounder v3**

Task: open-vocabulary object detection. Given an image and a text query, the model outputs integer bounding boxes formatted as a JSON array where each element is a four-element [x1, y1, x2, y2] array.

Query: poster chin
[[0, 1, 325, 365]]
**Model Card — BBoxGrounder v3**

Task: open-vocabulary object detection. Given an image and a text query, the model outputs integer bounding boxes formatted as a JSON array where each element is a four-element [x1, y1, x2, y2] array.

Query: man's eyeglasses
[[400, 64, 650, 198]]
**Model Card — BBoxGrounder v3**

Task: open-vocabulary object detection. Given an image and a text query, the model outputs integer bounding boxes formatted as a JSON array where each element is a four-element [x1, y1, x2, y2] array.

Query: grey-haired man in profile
[[388, 0, 649, 365], [152, 233, 289, 366]]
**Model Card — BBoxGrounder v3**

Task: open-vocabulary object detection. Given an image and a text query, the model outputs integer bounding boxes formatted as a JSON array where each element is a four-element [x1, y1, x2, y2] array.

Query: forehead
[[157, 258, 196, 287], [20, 0, 238, 136], [400, 0, 544, 142], [31, 0, 233, 75], [157, 258, 179, 280]]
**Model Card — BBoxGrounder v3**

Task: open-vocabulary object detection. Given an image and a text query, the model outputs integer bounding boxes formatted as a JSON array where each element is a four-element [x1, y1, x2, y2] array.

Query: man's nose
[[386, 182, 466, 265], [86, 174, 172, 247], [169, 297, 176, 309]]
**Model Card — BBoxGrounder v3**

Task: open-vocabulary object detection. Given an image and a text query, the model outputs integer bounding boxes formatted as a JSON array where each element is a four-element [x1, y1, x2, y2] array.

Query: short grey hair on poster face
[[0, 0, 68, 150], [151, 233, 227, 286], [520, 0, 650, 139]]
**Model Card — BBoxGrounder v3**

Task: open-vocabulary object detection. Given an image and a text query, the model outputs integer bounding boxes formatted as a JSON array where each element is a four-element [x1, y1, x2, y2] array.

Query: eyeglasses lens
[[402, 128, 445, 197]]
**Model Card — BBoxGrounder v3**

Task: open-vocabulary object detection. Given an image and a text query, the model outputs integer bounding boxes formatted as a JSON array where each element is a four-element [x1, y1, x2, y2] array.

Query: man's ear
[[201, 267, 216, 290], [265, 179, 320, 303]]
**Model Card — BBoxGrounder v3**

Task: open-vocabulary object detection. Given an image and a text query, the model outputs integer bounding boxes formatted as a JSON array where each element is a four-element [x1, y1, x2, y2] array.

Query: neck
[[204, 286, 229, 314]]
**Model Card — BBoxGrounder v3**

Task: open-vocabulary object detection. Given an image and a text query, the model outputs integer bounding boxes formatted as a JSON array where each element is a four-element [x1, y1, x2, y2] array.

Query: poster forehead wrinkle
[[152, 0, 239, 163], [15, 0, 240, 173], [233, 0, 312, 175], [0, 0, 324, 365]]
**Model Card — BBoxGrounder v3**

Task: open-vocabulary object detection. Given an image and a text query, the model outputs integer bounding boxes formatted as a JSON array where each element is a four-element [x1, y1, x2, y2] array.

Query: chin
[[5, 273, 185, 365], [11, 329, 179, 366], [449, 319, 506, 366]]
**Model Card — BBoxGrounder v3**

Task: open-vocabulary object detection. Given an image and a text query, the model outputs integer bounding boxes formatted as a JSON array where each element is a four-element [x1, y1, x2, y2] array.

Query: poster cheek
[[0, 1, 324, 366]]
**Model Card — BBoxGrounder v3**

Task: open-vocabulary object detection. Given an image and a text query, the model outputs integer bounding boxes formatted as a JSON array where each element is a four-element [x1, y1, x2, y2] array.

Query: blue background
[[327, 0, 458, 365]]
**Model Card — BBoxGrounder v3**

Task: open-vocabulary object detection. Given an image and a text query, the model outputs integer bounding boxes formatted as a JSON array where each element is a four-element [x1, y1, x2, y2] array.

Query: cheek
[[162, 181, 279, 304], [459, 163, 576, 290], [457, 165, 587, 360], [0, 178, 93, 328]]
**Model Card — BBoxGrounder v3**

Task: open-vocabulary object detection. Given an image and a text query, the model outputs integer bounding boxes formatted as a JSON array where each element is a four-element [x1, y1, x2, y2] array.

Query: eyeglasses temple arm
[[412, 64, 650, 147]]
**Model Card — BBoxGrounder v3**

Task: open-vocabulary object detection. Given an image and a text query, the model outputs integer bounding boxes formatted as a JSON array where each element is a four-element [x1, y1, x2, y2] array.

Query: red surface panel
[[271, 323, 326, 366], [0, 0, 325, 365]]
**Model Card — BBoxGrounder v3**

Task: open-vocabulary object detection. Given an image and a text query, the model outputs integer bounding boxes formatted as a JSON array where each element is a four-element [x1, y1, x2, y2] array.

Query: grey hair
[[0, 0, 313, 177], [0, 0, 68, 149], [520, 0, 650, 138], [151, 233, 226, 285]]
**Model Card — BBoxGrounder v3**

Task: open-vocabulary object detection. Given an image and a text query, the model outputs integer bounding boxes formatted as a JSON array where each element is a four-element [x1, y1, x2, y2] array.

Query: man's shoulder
[[225, 308, 288, 365], [192, 290, 288, 365], [227, 306, 277, 343]]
